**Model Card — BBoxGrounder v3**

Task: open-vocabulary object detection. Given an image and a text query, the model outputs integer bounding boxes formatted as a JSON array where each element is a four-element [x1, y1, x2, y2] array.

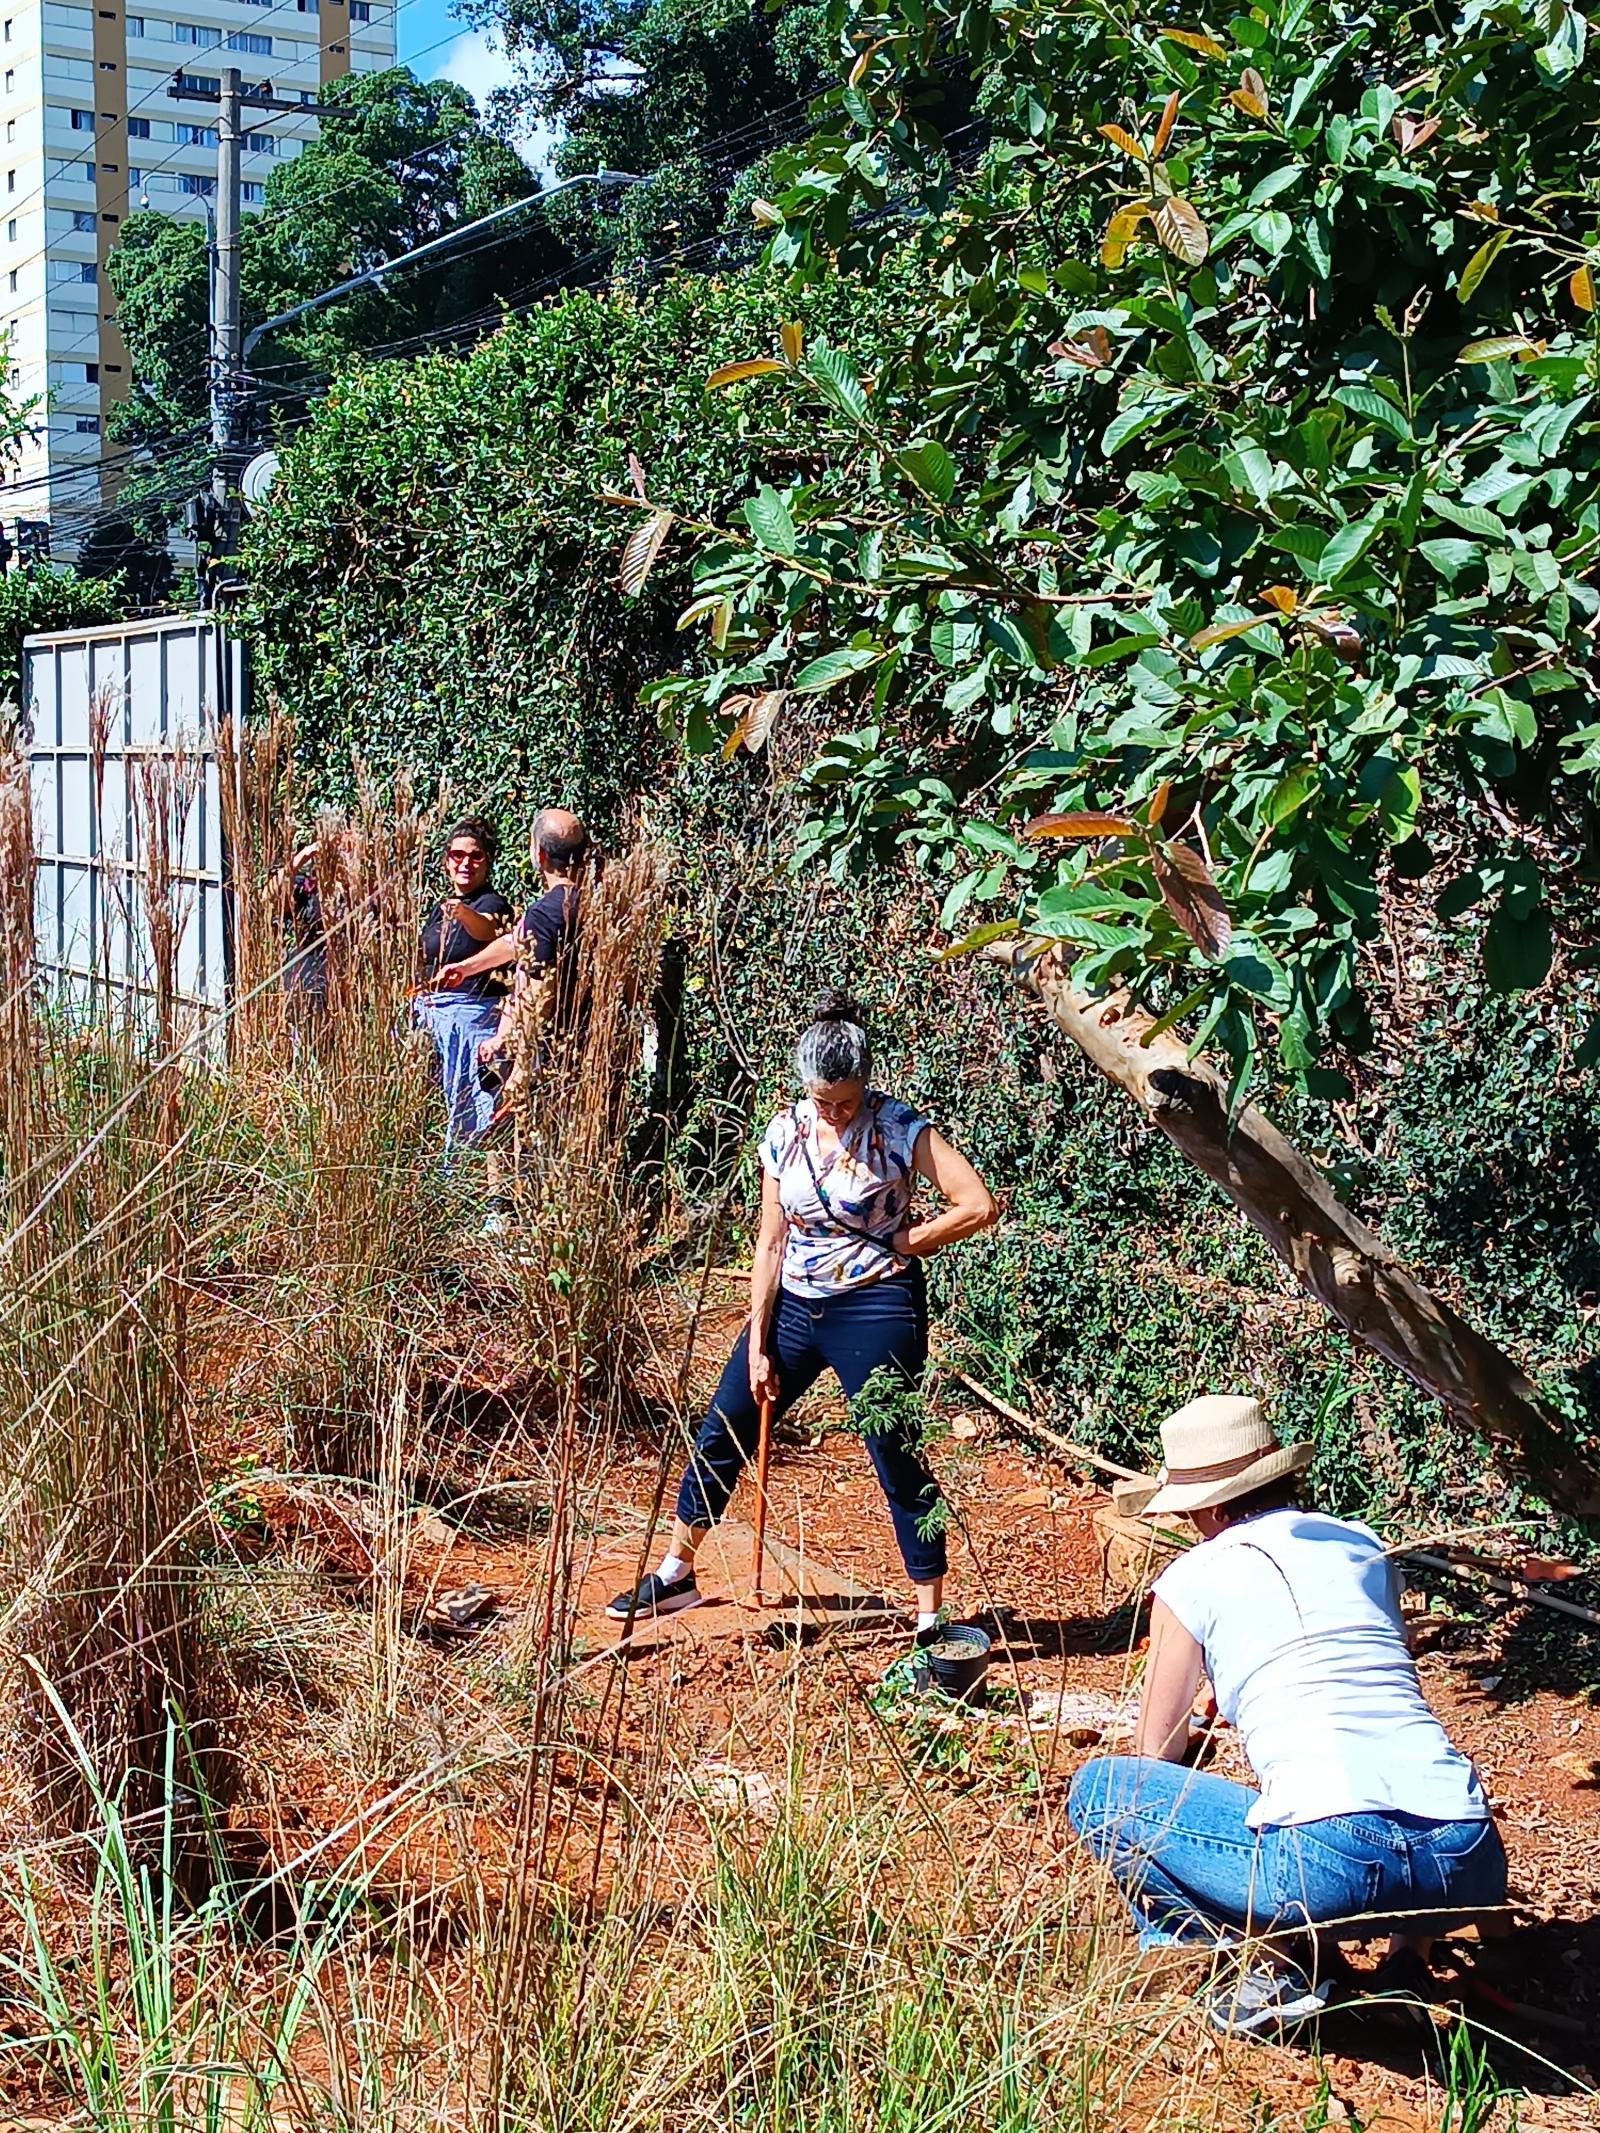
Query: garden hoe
[[741, 1392, 775, 1610]]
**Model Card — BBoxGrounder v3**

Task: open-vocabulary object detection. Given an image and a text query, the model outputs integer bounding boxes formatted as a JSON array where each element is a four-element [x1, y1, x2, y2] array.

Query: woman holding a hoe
[[608, 992, 997, 1638]]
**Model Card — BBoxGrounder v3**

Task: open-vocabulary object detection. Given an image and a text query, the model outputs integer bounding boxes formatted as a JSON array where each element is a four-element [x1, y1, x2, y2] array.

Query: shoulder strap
[[795, 1117, 900, 1262]]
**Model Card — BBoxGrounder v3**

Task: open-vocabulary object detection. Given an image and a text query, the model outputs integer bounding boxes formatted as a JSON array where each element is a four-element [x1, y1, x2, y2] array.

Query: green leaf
[[791, 645, 885, 692], [1319, 514, 1381, 582], [1424, 493, 1505, 540], [1266, 763, 1318, 826], [1417, 538, 1480, 581], [934, 918, 1021, 961], [1331, 383, 1413, 442], [1484, 903, 1552, 992], [1103, 400, 1172, 453], [898, 438, 955, 503], [806, 343, 869, 421], [1457, 227, 1511, 303], [743, 487, 798, 557]]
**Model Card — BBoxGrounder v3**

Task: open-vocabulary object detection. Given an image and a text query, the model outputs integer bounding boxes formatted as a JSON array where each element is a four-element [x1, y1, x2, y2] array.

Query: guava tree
[[620, 0, 1600, 1510]]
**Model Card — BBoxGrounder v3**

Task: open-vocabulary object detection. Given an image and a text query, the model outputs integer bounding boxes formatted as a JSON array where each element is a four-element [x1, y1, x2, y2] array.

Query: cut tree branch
[[992, 943, 1600, 1520]]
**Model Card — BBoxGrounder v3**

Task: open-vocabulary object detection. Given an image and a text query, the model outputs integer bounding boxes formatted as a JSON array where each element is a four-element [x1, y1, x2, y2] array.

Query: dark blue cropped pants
[[674, 1269, 947, 1583]]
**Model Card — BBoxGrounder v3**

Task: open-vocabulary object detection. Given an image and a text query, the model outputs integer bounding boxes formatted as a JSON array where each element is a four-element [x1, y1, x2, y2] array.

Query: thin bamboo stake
[[950, 1369, 1144, 1485], [748, 1392, 775, 1608], [1402, 1550, 1600, 1631]]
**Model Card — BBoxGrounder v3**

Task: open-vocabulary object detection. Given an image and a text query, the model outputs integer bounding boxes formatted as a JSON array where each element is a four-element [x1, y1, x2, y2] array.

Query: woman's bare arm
[[747, 1171, 787, 1400], [442, 897, 511, 947], [437, 929, 522, 984], [895, 1127, 998, 1258], [1133, 1598, 1207, 1762]]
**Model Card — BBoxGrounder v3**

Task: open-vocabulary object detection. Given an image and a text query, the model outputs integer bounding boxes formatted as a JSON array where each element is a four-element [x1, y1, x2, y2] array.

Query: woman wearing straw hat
[[1068, 1394, 1505, 2039]]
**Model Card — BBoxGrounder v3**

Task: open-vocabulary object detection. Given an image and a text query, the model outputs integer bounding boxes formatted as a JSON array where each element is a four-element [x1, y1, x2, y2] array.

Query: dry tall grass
[[0, 740, 1545, 2133]]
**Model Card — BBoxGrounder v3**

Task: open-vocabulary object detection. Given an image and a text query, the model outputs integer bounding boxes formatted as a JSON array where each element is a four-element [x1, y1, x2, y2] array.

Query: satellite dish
[[240, 450, 282, 512]]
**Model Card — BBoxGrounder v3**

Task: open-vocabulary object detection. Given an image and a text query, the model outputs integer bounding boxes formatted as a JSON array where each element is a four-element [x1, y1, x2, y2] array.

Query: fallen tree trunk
[[994, 944, 1600, 1520]]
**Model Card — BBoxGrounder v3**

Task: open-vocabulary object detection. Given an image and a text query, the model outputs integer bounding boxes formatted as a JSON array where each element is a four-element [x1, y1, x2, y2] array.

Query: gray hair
[[795, 991, 871, 1087]]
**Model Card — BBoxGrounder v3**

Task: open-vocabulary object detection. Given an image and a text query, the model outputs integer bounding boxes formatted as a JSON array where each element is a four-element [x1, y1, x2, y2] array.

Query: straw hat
[[1112, 1394, 1314, 1519]]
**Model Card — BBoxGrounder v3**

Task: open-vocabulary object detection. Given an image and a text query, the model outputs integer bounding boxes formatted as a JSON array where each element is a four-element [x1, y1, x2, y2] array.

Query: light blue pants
[[1069, 1755, 1506, 1951], [412, 990, 501, 1154]]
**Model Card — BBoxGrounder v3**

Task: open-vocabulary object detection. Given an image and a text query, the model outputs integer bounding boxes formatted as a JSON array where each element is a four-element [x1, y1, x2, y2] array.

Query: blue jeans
[[675, 1269, 946, 1583], [412, 990, 501, 1153], [1069, 1756, 1507, 1952]]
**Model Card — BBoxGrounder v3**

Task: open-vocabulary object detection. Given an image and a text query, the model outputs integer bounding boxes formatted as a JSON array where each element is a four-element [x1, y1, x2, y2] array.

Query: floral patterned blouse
[[760, 1091, 930, 1298]]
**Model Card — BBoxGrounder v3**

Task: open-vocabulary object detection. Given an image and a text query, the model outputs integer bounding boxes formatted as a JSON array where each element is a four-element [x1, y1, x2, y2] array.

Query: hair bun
[[810, 990, 866, 1029]]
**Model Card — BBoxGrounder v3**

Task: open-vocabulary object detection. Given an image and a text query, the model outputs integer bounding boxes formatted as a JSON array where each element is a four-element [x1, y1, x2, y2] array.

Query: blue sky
[[397, 0, 557, 166]]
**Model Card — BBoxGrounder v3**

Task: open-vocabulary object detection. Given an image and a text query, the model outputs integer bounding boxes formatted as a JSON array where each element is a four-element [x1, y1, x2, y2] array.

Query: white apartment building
[[0, 0, 395, 554]]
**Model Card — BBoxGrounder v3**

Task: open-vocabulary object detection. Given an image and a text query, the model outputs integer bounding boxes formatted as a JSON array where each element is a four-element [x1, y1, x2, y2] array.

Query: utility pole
[[171, 68, 341, 567], [212, 68, 242, 542]]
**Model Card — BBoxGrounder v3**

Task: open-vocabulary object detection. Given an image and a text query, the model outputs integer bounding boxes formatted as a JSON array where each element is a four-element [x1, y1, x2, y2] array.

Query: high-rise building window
[[128, 116, 149, 139], [75, 416, 100, 433], [4, 72, 14, 93], [241, 179, 263, 203], [125, 14, 144, 32], [79, 262, 96, 282], [73, 209, 95, 231], [178, 123, 215, 147], [2, 23, 10, 42], [129, 165, 143, 185], [174, 23, 220, 45], [228, 30, 271, 53], [6, 171, 13, 191], [85, 361, 98, 382], [4, 218, 12, 241], [3, 122, 10, 142], [178, 172, 214, 197], [244, 131, 276, 154], [6, 270, 13, 292], [70, 110, 95, 130]]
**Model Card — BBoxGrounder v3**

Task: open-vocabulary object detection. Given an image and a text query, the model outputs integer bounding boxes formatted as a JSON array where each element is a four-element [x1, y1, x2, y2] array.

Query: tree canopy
[[465, 0, 833, 275], [635, 0, 1600, 1106], [104, 66, 569, 527]]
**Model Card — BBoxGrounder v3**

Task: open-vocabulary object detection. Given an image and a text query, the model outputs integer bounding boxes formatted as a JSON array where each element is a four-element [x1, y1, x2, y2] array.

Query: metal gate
[[24, 616, 246, 1028]]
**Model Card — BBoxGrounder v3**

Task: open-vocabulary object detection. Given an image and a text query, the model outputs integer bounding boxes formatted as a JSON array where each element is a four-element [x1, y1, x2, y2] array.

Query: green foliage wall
[[239, 265, 1600, 1548]]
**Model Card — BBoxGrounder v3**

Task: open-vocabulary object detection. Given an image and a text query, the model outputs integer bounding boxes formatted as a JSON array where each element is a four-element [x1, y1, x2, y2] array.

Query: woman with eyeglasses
[[412, 817, 514, 1152]]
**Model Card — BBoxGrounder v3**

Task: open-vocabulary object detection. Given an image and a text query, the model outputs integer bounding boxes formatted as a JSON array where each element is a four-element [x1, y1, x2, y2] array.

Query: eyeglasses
[[445, 848, 485, 866]]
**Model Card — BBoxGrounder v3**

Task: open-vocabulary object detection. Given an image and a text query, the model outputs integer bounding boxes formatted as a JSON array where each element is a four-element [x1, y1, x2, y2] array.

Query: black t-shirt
[[286, 867, 326, 996], [521, 883, 583, 1022], [418, 887, 514, 999]]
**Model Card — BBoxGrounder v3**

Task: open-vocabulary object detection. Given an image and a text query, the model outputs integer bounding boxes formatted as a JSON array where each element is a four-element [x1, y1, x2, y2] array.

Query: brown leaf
[[1299, 609, 1364, 666], [1520, 1554, 1581, 1583], [1571, 265, 1596, 314], [1152, 89, 1180, 159], [1391, 113, 1440, 155], [1023, 810, 1139, 841], [1462, 199, 1500, 222], [1097, 122, 1147, 160], [1162, 27, 1227, 56], [618, 508, 673, 597], [1228, 82, 1268, 119], [780, 319, 804, 363], [1190, 614, 1271, 650], [1153, 841, 1232, 958], [1154, 195, 1209, 266], [706, 358, 789, 390], [1048, 326, 1112, 369], [1261, 584, 1299, 614], [1101, 205, 1149, 269], [720, 689, 787, 760], [1147, 778, 1172, 827]]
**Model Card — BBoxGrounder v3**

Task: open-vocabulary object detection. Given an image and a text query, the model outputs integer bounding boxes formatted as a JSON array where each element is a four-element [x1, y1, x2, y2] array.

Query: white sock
[[917, 1610, 940, 1633], [657, 1555, 690, 1586]]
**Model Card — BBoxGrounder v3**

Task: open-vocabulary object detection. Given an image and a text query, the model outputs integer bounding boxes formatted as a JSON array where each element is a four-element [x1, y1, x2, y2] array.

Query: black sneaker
[[606, 1569, 698, 1622]]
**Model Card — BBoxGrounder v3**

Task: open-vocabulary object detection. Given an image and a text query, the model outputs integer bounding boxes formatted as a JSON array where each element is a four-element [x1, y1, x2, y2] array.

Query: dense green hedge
[[239, 270, 1600, 1553]]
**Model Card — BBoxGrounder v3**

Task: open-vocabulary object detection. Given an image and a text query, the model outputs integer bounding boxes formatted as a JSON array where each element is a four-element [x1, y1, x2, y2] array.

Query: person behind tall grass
[[609, 991, 998, 1640], [1068, 1394, 1506, 2040], [410, 816, 514, 1152]]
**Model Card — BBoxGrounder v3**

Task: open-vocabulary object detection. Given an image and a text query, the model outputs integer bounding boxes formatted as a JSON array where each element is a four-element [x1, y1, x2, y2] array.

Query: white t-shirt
[[760, 1092, 928, 1299], [1152, 1509, 1488, 1832]]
